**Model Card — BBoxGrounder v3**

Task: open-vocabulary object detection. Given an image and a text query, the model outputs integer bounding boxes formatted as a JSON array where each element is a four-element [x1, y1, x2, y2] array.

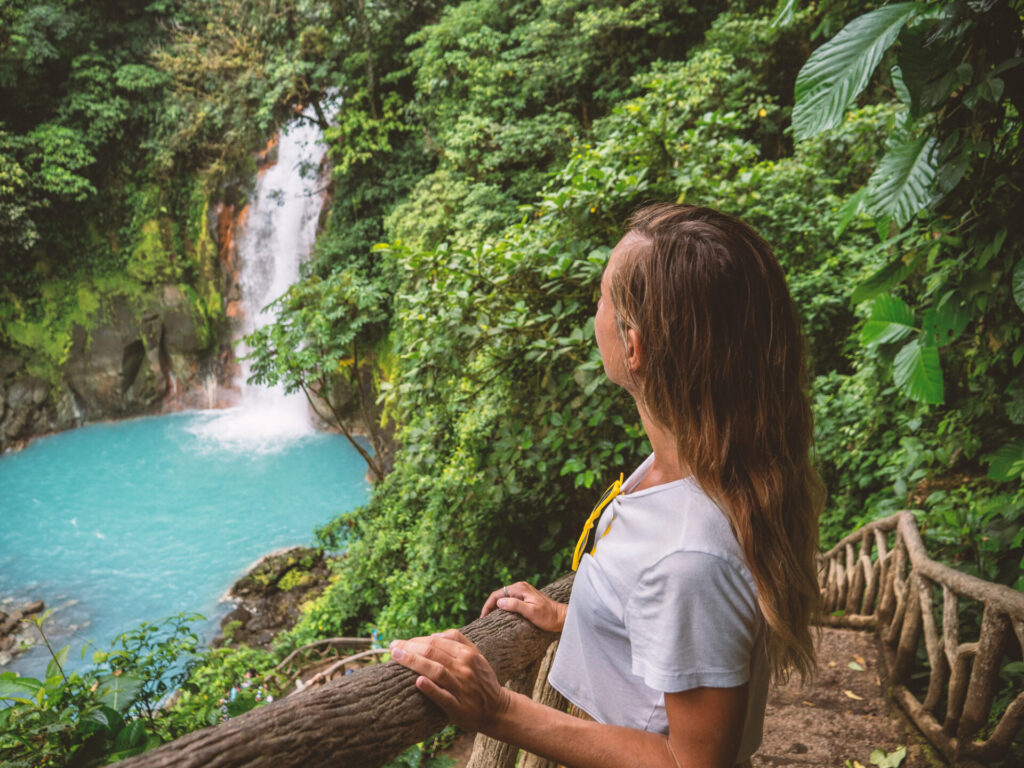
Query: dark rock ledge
[[215, 547, 333, 650], [0, 599, 46, 666]]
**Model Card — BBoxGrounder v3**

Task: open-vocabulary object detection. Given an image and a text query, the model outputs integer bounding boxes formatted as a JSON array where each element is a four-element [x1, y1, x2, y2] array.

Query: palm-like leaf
[[866, 134, 938, 226], [793, 3, 921, 140]]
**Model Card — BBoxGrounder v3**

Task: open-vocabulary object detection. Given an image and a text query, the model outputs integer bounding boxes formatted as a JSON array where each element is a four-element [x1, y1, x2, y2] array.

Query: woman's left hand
[[390, 629, 511, 733]]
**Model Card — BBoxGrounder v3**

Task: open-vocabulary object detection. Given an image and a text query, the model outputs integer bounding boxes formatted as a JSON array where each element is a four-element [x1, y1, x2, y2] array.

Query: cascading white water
[[191, 104, 332, 452]]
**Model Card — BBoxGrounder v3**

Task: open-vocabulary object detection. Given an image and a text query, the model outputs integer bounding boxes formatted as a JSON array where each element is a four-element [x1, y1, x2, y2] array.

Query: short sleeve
[[625, 550, 759, 693]]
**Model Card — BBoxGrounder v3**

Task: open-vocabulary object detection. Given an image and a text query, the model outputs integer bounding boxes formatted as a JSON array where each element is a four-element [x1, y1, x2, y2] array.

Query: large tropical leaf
[[862, 294, 916, 345], [865, 134, 938, 226], [893, 340, 944, 404], [850, 241, 919, 303], [793, 3, 921, 140], [922, 295, 969, 347], [986, 441, 1024, 481]]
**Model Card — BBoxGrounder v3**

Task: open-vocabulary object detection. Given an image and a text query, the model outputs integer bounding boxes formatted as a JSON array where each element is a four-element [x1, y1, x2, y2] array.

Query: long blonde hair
[[610, 203, 823, 683]]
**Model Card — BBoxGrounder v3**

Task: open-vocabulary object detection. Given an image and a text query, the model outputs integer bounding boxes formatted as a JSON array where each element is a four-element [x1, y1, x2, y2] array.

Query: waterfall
[[190, 104, 332, 452]]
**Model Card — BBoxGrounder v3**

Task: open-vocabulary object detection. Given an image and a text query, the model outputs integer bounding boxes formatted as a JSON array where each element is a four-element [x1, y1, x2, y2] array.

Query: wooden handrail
[[120, 509, 1023, 768], [818, 511, 1024, 767], [119, 575, 574, 767]]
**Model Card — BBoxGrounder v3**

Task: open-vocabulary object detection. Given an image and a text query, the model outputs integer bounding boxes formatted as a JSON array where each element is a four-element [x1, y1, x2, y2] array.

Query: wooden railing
[[819, 511, 1024, 768], [120, 576, 574, 768], [121, 511, 1023, 768]]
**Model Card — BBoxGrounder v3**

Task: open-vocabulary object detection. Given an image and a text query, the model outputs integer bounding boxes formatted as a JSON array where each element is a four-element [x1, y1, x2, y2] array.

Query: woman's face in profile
[[595, 233, 642, 389]]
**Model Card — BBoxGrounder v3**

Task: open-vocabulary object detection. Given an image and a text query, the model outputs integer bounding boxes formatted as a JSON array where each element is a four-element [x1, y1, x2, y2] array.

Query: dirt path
[[755, 627, 941, 768], [443, 627, 942, 767]]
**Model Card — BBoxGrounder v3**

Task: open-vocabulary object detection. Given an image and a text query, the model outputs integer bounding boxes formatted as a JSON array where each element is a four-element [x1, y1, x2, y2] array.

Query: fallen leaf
[[851, 761, 866, 768], [844, 689, 864, 700], [829, 661, 837, 667], [870, 745, 907, 768], [849, 661, 866, 672], [802, 700, 815, 706], [854, 654, 866, 666]]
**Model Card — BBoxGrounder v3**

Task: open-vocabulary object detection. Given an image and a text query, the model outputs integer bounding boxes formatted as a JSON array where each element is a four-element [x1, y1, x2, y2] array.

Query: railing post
[[466, 656, 544, 768], [892, 572, 923, 684], [519, 640, 568, 768], [956, 605, 1010, 749]]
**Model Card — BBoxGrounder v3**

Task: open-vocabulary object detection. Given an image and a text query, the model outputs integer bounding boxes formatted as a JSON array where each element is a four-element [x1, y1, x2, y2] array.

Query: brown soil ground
[[442, 627, 944, 768], [754, 627, 943, 768]]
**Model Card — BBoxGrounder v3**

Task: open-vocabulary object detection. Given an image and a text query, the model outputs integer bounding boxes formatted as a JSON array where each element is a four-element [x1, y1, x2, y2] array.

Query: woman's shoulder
[[629, 480, 755, 588], [624, 477, 738, 546]]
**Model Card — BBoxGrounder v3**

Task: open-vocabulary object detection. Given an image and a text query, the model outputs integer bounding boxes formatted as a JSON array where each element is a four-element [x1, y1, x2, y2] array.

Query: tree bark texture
[[120, 575, 574, 768]]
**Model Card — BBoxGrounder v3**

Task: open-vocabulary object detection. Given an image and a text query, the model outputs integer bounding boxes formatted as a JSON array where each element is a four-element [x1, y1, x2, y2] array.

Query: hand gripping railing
[[818, 511, 1024, 767], [119, 575, 574, 768]]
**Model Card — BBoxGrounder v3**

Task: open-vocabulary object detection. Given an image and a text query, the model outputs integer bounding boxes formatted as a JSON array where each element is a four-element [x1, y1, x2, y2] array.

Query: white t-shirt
[[547, 454, 769, 761]]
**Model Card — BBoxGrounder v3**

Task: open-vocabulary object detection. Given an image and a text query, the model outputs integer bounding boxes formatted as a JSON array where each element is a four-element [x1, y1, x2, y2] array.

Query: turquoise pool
[[0, 411, 368, 679]]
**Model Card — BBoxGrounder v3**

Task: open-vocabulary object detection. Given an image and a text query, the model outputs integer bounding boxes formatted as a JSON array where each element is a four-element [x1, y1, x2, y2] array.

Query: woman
[[391, 203, 823, 767]]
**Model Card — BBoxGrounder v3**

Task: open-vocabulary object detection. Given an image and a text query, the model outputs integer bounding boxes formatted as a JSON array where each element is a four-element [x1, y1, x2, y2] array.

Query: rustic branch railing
[[819, 511, 1024, 767], [120, 510, 1023, 768], [120, 575, 574, 768]]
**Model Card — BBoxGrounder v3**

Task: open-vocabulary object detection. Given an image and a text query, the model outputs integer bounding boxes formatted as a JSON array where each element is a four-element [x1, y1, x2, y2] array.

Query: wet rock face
[[0, 372, 51, 451], [1, 285, 231, 453]]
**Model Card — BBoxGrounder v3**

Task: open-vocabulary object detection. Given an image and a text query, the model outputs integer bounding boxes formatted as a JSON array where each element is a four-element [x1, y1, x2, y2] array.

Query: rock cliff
[[0, 199, 241, 453]]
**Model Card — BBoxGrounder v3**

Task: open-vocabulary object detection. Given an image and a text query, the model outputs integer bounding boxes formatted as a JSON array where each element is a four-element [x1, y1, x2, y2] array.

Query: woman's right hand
[[480, 581, 567, 634]]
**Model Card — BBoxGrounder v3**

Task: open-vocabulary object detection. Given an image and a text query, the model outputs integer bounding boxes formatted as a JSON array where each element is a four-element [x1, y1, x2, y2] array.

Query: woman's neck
[[632, 401, 689, 492]]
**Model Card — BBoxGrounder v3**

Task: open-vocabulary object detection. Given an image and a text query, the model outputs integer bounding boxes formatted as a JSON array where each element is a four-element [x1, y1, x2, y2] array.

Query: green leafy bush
[[0, 613, 201, 766]]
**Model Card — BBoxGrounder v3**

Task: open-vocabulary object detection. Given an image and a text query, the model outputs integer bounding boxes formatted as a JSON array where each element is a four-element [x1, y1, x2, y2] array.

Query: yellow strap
[[572, 473, 623, 571]]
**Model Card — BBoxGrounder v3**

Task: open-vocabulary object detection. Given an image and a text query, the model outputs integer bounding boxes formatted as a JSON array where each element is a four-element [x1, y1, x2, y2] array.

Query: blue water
[[0, 411, 368, 679]]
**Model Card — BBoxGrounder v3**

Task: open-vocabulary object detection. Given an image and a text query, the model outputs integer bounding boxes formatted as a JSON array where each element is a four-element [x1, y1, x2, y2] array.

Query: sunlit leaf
[[870, 746, 907, 768], [862, 295, 916, 345], [793, 3, 921, 140], [890, 66, 911, 109], [834, 186, 868, 239], [97, 674, 144, 713], [46, 646, 69, 683], [893, 341, 944, 404], [772, 0, 800, 28], [0, 671, 43, 700]]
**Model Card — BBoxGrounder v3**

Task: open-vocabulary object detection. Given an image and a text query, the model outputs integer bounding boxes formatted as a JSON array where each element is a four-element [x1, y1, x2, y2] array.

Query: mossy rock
[[231, 547, 327, 599], [127, 218, 181, 284]]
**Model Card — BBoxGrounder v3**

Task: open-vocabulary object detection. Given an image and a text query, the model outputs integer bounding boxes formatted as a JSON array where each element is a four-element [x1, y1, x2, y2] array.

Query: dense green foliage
[[4, 0, 1023, 763], [0, 0, 323, 392], [0, 614, 204, 766], [263, 0, 1023, 652]]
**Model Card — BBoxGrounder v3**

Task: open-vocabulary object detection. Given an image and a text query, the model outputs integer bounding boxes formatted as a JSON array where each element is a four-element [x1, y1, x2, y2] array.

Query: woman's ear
[[625, 327, 644, 373]]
